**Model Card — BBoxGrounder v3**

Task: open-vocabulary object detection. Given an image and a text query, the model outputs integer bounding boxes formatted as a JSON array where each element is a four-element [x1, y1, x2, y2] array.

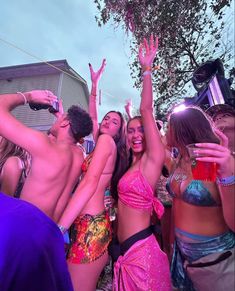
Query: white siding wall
[[0, 74, 60, 130], [0, 72, 89, 131], [60, 74, 89, 111]]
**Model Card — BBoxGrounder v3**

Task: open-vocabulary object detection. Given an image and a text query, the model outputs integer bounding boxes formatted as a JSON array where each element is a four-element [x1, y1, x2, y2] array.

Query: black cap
[[206, 104, 235, 120]]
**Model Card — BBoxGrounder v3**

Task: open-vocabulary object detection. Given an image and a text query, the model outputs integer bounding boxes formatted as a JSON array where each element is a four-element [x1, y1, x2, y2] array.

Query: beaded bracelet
[[17, 92, 27, 105], [217, 175, 235, 186], [142, 65, 160, 72], [142, 66, 152, 72]]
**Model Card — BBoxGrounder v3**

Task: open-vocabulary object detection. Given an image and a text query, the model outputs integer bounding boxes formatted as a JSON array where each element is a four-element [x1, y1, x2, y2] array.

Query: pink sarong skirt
[[113, 234, 171, 291]]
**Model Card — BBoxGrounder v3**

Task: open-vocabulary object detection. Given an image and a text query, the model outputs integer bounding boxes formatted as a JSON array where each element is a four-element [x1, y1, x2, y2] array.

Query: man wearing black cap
[[206, 104, 235, 155]]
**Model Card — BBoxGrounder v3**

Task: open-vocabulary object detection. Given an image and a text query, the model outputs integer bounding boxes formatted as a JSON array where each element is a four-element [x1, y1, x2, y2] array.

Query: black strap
[[186, 251, 232, 268], [120, 226, 153, 255]]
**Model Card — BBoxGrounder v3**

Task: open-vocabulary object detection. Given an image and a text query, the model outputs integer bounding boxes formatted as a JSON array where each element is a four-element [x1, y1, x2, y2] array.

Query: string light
[[0, 36, 118, 103]]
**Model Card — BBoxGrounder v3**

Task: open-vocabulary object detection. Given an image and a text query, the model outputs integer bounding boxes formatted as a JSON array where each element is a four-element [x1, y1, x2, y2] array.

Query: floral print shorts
[[67, 210, 112, 264]]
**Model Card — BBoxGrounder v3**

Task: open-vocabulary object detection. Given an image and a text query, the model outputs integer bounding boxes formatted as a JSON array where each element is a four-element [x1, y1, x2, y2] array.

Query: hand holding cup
[[187, 143, 218, 182], [193, 129, 234, 179]]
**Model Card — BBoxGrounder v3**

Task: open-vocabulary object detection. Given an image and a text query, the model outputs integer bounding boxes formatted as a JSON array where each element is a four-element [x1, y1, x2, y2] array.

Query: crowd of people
[[0, 35, 234, 291]]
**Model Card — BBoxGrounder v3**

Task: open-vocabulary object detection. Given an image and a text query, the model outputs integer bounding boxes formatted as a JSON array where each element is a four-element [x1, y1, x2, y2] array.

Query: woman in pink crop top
[[58, 60, 129, 291], [112, 35, 171, 291]]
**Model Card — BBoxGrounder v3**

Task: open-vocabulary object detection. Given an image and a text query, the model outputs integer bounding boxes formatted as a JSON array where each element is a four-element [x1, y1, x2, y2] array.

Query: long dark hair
[[126, 116, 142, 167], [168, 106, 220, 157], [99, 111, 129, 201]]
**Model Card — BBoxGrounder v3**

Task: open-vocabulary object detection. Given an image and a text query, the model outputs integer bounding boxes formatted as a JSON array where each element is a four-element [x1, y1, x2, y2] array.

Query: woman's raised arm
[[139, 36, 165, 166], [88, 59, 106, 142]]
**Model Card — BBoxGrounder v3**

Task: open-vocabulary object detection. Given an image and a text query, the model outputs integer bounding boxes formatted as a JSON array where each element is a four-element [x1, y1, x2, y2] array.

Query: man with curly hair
[[0, 90, 93, 222]]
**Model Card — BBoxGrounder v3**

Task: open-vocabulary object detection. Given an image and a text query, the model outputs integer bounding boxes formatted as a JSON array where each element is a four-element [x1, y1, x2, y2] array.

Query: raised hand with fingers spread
[[139, 35, 158, 70], [124, 99, 133, 120]]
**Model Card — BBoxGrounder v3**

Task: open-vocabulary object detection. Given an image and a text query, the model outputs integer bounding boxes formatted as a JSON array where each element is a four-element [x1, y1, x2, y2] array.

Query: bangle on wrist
[[57, 224, 68, 234], [142, 65, 160, 73], [217, 175, 235, 186], [17, 92, 27, 105], [142, 66, 152, 73]]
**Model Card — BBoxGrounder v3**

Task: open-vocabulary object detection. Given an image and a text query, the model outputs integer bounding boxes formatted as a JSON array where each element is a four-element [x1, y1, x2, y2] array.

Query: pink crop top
[[118, 162, 164, 219]]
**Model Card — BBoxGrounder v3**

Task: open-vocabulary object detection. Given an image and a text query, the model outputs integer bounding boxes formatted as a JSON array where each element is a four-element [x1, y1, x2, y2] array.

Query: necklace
[[172, 155, 190, 183], [174, 172, 188, 183]]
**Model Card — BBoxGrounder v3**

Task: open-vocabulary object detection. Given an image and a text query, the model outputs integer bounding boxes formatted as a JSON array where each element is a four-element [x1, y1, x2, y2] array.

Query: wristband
[[143, 70, 152, 77], [58, 224, 68, 234], [17, 92, 27, 105], [142, 65, 160, 73], [217, 175, 235, 186], [58, 224, 70, 244], [63, 230, 70, 244]]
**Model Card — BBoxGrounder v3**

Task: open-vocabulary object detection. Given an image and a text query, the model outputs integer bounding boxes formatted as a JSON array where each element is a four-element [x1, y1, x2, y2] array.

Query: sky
[[0, 1, 234, 120], [0, 0, 140, 120]]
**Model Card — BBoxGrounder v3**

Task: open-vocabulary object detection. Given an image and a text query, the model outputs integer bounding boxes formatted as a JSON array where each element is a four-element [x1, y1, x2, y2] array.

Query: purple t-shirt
[[0, 192, 73, 291]]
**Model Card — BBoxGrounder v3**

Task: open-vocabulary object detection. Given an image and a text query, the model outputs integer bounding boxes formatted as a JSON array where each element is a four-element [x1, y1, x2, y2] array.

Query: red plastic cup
[[186, 144, 217, 182]]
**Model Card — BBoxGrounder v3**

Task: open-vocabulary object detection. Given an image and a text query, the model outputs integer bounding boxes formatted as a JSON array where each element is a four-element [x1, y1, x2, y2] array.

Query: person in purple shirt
[[0, 192, 73, 291]]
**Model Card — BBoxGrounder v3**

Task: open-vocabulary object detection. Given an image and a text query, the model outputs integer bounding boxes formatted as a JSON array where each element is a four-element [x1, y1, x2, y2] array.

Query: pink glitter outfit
[[113, 234, 171, 291], [118, 165, 164, 219], [113, 163, 171, 290]]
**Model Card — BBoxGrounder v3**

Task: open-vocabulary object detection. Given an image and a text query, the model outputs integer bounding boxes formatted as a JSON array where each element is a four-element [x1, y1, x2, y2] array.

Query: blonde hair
[[0, 137, 31, 174]]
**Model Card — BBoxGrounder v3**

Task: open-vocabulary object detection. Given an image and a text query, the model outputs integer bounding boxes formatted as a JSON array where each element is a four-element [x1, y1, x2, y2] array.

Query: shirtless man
[[0, 90, 93, 222]]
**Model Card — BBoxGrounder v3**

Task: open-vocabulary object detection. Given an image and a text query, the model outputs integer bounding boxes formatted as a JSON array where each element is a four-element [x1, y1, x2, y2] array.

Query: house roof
[[0, 59, 87, 84]]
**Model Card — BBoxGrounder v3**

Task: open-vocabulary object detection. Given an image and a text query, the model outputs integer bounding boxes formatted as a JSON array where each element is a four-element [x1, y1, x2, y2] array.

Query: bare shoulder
[[1, 157, 23, 179], [3, 156, 23, 170], [96, 134, 116, 158], [97, 134, 115, 147], [52, 142, 84, 163], [73, 144, 86, 156], [90, 134, 116, 164]]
